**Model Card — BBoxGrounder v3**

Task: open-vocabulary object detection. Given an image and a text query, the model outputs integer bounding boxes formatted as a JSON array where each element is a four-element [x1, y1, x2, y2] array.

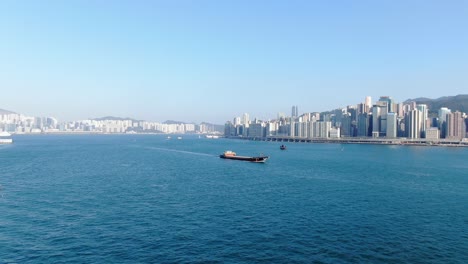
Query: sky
[[0, 0, 467, 124]]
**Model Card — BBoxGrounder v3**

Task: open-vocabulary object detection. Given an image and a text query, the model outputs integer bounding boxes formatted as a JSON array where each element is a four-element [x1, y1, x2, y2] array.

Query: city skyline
[[1, 1, 468, 124], [225, 95, 468, 143], [1, 93, 468, 126]]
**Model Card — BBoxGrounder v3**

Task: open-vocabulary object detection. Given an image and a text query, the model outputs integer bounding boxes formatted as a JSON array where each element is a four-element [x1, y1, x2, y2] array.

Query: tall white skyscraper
[[417, 104, 428, 138], [242, 113, 250, 126], [406, 109, 421, 139], [365, 96, 372, 111]]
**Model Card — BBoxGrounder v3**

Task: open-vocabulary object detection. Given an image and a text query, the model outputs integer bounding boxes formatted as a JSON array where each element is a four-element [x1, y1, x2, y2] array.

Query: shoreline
[[229, 136, 468, 147]]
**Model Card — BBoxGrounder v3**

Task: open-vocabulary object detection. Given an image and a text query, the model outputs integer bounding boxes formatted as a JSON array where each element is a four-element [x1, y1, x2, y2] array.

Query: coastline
[[229, 136, 468, 147]]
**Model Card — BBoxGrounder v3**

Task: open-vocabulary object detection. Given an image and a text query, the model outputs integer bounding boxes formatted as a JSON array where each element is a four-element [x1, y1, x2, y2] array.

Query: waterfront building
[[446, 111, 465, 140], [312, 121, 331, 138], [425, 127, 440, 140], [372, 101, 388, 137], [248, 123, 265, 138], [290, 120, 296, 137], [466, 118, 468, 138], [438, 107, 451, 138], [405, 109, 421, 139], [372, 106, 380, 137], [341, 114, 353, 137], [224, 122, 236, 137], [417, 104, 428, 138], [329, 127, 340, 138], [386, 113, 397, 138], [299, 121, 308, 138], [357, 113, 370, 137], [266, 122, 278, 136], [307, 121, 315, 138]]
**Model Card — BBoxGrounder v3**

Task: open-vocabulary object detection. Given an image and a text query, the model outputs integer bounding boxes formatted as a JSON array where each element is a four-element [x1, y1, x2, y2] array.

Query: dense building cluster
[[0, 113, 218, 134], [224, 96, 468, 140]]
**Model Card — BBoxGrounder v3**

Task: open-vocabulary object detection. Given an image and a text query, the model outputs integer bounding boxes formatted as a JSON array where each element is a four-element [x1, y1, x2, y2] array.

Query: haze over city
[[1, 1, 467, 124]]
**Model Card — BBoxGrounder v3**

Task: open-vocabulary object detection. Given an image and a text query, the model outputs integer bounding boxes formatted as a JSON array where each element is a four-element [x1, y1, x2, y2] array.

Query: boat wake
[[144, 146, 216, 157]]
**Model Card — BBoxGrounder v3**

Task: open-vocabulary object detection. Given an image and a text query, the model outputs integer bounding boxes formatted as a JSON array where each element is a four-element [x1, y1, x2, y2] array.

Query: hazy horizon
[[1, 1, 467, 124]]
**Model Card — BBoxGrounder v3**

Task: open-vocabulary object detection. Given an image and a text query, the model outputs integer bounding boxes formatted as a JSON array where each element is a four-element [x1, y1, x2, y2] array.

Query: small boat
[[280, 144, 286, 150], [219, 151, 269, 163], [0, 132, 13, 144]]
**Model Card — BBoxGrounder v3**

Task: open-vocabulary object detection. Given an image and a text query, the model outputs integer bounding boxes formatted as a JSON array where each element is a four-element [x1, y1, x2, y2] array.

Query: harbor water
[[1, 134, 467, 263]]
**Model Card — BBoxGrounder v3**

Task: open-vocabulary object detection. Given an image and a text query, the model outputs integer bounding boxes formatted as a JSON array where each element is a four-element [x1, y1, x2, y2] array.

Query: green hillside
[[405, 94, 468, 114]]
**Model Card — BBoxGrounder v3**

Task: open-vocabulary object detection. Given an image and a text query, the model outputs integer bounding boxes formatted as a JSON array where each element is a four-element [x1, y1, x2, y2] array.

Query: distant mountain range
[[163, 120, 191, 125], [92, 116, 141, 121], [0, 108, 15, 114], [404, 94, 468, 114]]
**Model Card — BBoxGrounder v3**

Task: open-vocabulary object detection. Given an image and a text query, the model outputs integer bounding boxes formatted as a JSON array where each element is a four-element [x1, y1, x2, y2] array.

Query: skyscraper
[[372, 105, 381, 137], [446, 111, 465, 139], [416, 104, 428, 138], [291, 105, 298, 118], [378, 96, 394, 113], [365, 96, 372, 112], [242, 113, 250, 126], [357, 113, 370, 137], [405, 109, 421, 139], [438, 107, 451, 138], [372, 100, 389, 137], [386, 113, 397, 138]]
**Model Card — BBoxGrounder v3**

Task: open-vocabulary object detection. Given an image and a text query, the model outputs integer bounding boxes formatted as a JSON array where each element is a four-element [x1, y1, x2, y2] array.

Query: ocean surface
[[1, 134, 467, 263]]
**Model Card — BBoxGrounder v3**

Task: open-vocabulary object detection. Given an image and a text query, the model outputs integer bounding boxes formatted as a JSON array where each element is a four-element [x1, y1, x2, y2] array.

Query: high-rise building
[[312, 121, 331, 138], [446, 111, 465, 139], [372, 100, 389, 137], [242, 113, 250, 126], [365, 96, 372, 111], [416, 104, 428, 138], [405, 109, 421, 139], [357, 103, 366, 116], [341, 114, 353, 137], [291, 105, 298, 117], [438, 107, 451, 138], [372, 105, 381, 137], [357, 113, 370, 137], [247, 123, 265, 138], [386, 113, 397, 138], [397, 103, 404, 118], [378, 96, 394, 113]]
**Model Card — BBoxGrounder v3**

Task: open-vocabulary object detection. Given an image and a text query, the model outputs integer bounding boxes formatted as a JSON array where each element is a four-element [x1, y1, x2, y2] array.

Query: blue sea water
[[1, 134, 467, 263]]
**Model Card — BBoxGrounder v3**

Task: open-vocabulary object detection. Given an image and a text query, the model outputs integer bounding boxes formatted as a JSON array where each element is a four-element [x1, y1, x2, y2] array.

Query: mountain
[[0, 108, 15, 114], [92, 116, 139, 121], [163, 120, 191, 125], [405, 94, 468, 114]]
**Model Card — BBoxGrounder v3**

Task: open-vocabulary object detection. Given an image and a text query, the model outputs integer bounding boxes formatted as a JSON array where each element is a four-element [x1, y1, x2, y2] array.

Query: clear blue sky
[[1, 0, 467, 123]]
